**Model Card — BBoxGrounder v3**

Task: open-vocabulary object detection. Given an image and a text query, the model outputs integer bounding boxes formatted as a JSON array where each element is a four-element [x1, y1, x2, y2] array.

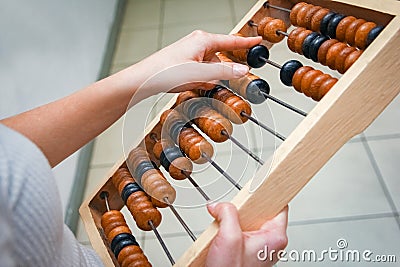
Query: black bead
[[247, 45, 269, 68], [246, 79, 270, 104], [366, 26, 384, 47], [160, 146, 183, 170], [121, 183, 142, 203], [169, 119, 186, 142], [280, 60, 303, 86], [309, 35, 329, 62], [205, 85, 223, 98], [186, 100, 203, 120], [320, 12, 336, 35], [134, 161, 155, 181], [302, 32, 320, 59], [111, 233, 139, 258], [327, 13, 345, 38]]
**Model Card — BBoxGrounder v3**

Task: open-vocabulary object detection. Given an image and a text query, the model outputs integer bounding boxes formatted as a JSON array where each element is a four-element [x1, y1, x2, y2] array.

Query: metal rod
[[277, 30, 289, 37], [150, 133, 158, 142], [149, 220, 175, 265], [183, 171, 211, 201], [259, 56, 283, 69], [100, 191, 110, 211], [221, 130, 265, 165], [164, 197, 197, 242], [261, 92, 308, 117], [241, 112, 286, 141], [201, 153, 242, 190], [264, 2, 291, 12], [248, 20, 259, 27]]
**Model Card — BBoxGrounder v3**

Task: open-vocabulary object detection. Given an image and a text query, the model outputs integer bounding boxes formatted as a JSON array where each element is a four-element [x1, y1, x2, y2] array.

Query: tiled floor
[[77, 0, 400, 266]]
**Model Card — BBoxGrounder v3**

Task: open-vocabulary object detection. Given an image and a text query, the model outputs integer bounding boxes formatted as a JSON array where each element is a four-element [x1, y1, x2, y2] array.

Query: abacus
[[80, 0, 400, 266]]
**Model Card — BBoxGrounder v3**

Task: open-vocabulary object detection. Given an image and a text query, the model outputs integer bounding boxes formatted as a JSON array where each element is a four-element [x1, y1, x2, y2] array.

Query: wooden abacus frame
[[80, 0, 400, 266]]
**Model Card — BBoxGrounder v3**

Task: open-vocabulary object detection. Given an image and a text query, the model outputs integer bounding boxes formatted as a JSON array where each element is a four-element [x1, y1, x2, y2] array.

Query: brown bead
[[176, 91, 199, 106], [345, 18, 367, 46], [169, 157, 193, 180], [325, 42, 348, 70], [304, 5, 322, 29], [292, 66, 313, 92], [301, 70, 323, 97], [296, 4, 314, 28], [151, 197, 169, 208], [317, 39, 339, 65], [355, 22, 377, 49], [287, 27, 305, 52], [126, 191, 162, 231], [141, 169, 176, 204], [344, 50, 363, 72], [294, 29, 312, 54], [218, 53, 234, 63], [101, 210, 124, 230], [263, 19, 287, 43], [335, 46, 356, 74], [257, 17, 273, 37], [290, 2, 308, 26], [336, 16, 356, 42], [103, 220, 126, 237], [118, 245, 152, 267], [232, 49, 248, 62], [107, 225, 131, 242], [310, 8, 329, 32], [178, 127, 214, 164], [309, 74, 331, 101], [317, 78, 338, 100]]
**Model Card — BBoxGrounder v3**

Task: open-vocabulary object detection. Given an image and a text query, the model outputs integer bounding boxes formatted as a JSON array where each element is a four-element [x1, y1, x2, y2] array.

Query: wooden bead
[[292, 66, 313, 92], [317, 39, 339, 65], [344, 18, 367, 46], [176, 91, 199, 106], [169, 157, 193, 180], [335, 16, 356, 42], [179, 127, 214, 164], [355, 22, 377, 49], [151, 197, 169, 209], [317, 78, 338, 101], [257, 17, 273, 37], [294, 29, 312, 54], [126, 191, 162, 231], [335, 46, 357, 74], [325, 42, 348, 70], [232, 48, 248, 62], [290, 2, 308, 26], [294, 3, 311, 27], [218, 53, 234, 63], [287, 27, 304, 52], [309, 74, 331, 101], [103, 220, 126, 237], [310, 8, 329, 32], [263, 19, 287, 43], [304, 5, 322, 29], [344, 50, 363, 72], [118, 245, 151, 267], [107, 226, 131, 242], [301, 69, 323, 97], [101, 210, 124, 230], [141, 169, 176, 204]]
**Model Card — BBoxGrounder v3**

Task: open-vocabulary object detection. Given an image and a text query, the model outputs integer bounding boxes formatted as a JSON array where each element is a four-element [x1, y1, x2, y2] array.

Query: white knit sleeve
[[0, 124, 103, 267]]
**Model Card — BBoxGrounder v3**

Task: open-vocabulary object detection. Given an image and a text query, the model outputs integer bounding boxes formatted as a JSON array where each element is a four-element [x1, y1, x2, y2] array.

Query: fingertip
[[232, 64, 249, 77], [207, 202, 219, 218]]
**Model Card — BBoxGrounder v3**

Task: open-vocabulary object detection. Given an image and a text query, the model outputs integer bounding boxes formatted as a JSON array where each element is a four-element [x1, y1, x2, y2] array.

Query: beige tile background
[[77, 0, 400, 266]]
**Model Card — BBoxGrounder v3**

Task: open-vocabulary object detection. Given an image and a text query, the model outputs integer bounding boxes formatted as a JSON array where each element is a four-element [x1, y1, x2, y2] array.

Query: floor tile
[[121, 0, 161, 30], [113, 28, 159, 65], [162, 18, 234, 47], [164, 0, 231, 26], [364, 95, 400, 137], [367, 138, 400, 211], [278, 217, 400, 266], [288, 141, 392, 222]]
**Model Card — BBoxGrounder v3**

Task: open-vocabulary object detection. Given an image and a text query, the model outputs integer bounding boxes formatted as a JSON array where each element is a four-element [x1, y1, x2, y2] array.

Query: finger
[[199, 61, 249, 80], [207, 202, 242, 237], [203, 33, 262, 53], [260, 206, 289, 232]]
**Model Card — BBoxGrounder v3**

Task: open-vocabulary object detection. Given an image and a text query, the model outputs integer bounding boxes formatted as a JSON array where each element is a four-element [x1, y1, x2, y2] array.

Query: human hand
[[114, 31, 262, 100], [206, 203, 288, 267]]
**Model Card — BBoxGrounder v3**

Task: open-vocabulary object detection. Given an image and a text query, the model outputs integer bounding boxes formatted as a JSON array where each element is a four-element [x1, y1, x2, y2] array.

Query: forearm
[[1, 64, 147, 167]]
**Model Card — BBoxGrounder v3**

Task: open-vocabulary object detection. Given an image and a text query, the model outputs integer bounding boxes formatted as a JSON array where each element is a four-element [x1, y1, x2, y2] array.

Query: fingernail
[[233, 64, 249, 77]]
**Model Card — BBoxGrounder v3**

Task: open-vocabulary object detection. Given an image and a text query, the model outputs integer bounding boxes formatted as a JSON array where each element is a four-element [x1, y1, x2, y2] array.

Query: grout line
[[365, 133, 400, 141], [289, 212, 399, 227], [360, 133, 400, 230]]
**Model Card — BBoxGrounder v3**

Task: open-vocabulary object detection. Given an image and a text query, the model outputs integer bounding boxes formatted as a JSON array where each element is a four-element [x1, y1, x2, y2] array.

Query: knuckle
[[191, 30, 207, 38]]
